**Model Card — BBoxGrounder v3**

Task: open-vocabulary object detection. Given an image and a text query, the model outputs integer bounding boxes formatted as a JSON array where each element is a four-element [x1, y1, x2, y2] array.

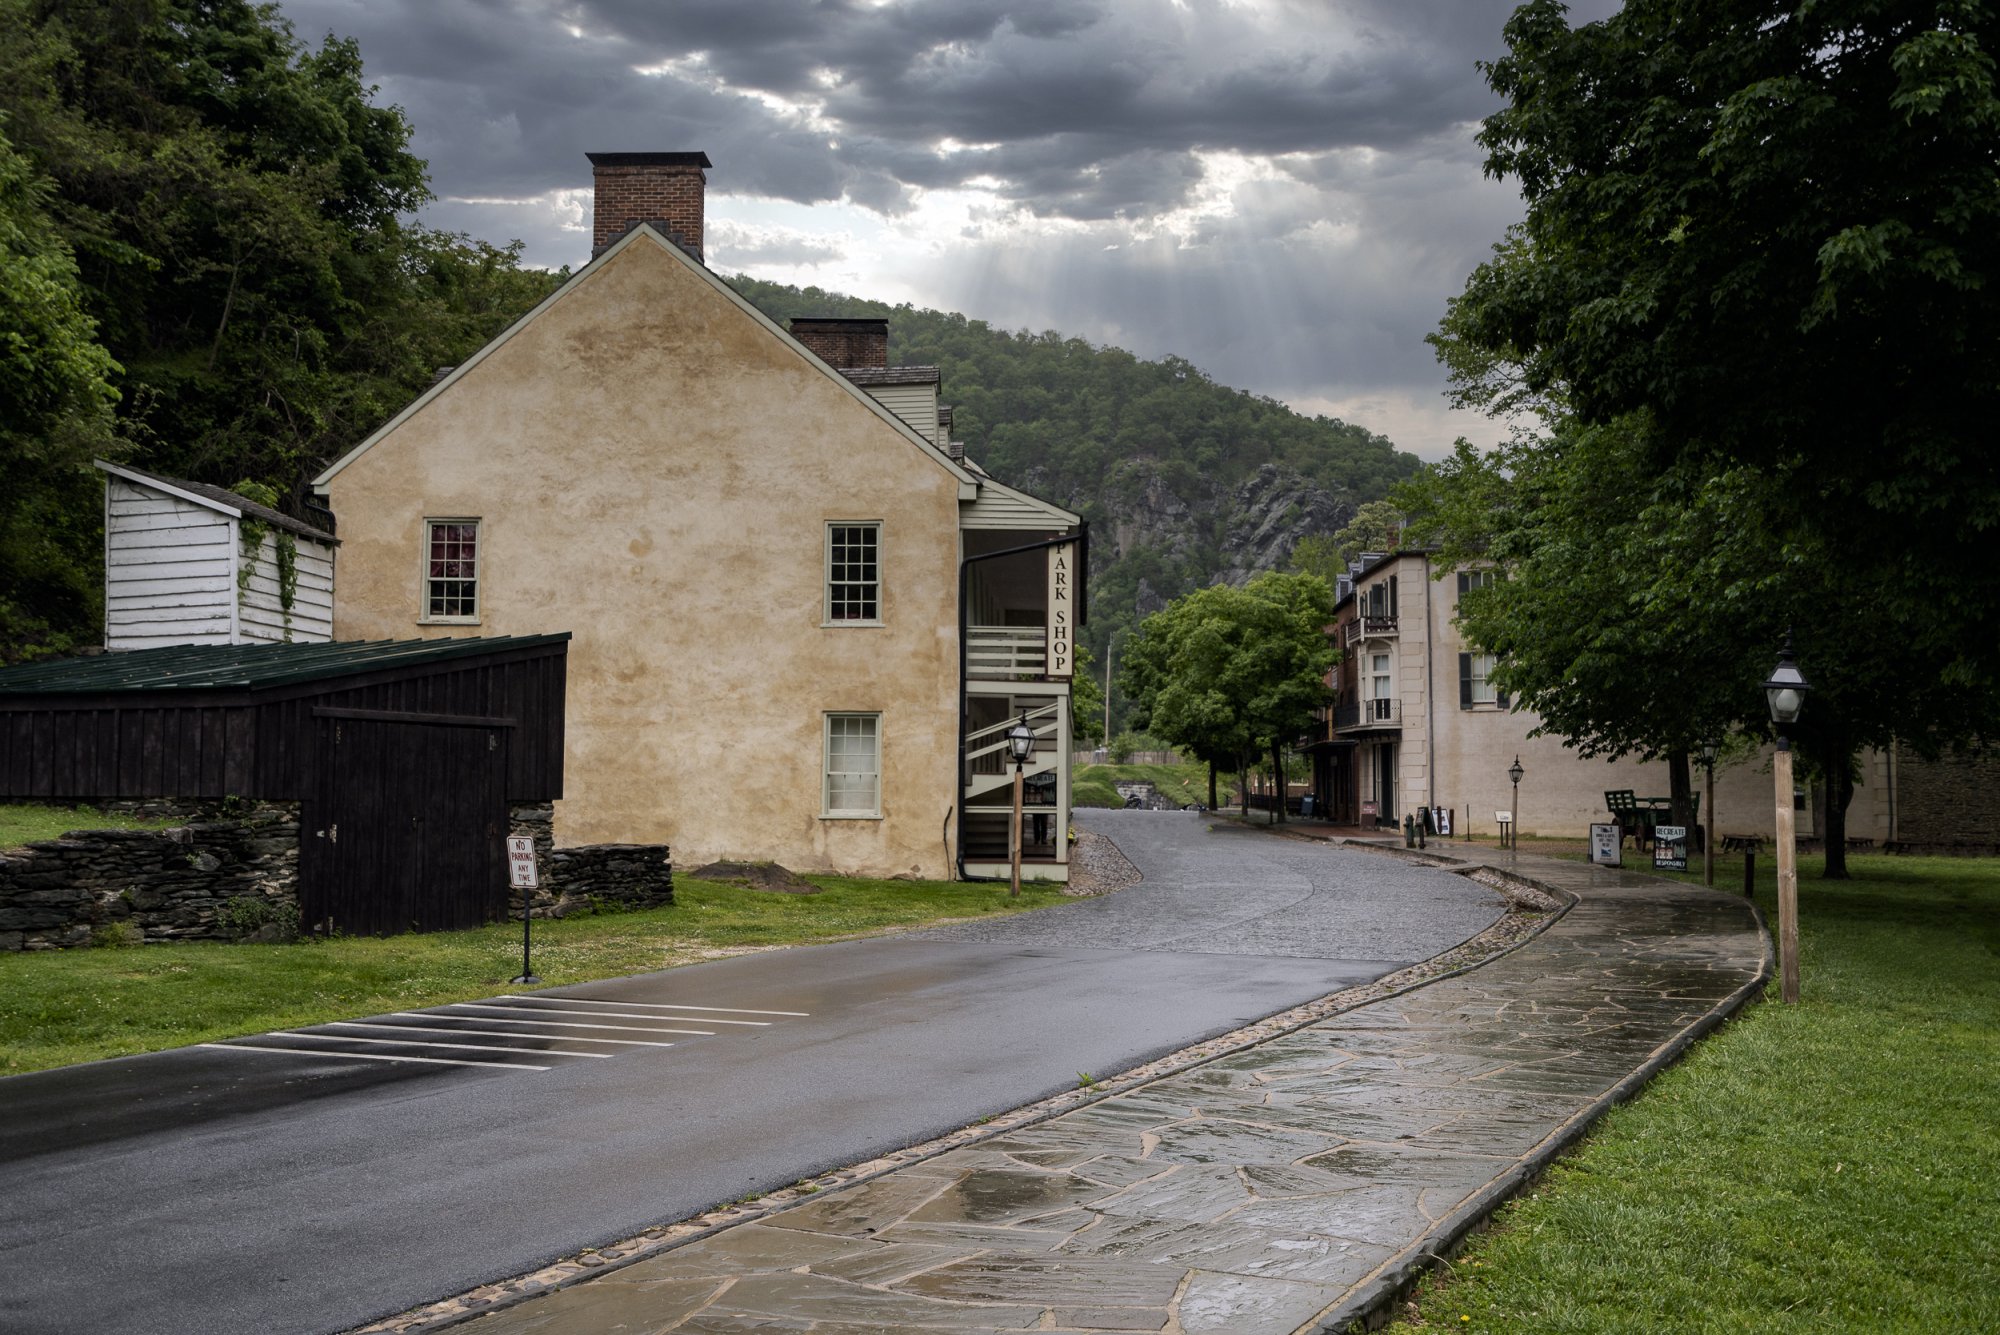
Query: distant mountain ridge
[[726, 275, 1423, 664]]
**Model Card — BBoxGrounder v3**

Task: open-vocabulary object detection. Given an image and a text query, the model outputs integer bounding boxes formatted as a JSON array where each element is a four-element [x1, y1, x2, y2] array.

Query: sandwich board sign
[[1588, 823, 1622, 866], [506, 835, 539, 888], [1653, 825, 1688, 872]]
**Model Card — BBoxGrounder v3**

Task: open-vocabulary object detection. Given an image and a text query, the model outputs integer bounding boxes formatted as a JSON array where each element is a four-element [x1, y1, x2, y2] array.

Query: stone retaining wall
[[0, 802, 300, 951], [2, 801, 673, 950]]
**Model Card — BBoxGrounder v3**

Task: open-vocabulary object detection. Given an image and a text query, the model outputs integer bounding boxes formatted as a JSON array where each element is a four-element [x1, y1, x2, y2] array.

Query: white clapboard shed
[[96, 461, 337, 649]]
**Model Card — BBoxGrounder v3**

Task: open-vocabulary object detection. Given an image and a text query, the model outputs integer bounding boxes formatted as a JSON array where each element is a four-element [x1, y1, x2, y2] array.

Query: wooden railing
[[1342, 614, 1399, 646], [967, 625, 1047, 678], [1334, 698, 1401, 730]]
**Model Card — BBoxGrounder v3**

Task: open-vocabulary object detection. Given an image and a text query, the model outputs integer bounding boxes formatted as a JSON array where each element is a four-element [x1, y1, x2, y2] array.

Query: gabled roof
[[0, 635, 569, 696], [97, 461, 337, 544], [311, 223, 980, 497]]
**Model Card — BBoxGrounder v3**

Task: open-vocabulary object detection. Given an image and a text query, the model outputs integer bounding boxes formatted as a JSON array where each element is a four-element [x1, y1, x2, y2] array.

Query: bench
[[1721, 834, 1764, 854]]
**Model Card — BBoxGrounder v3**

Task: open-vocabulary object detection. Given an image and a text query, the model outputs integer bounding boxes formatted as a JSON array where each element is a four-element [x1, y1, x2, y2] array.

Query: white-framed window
[[826, 522, 880, 624], [423, 519, 479, 622], [823, 712, 881, 816], [1459, 651, 1508, 708]]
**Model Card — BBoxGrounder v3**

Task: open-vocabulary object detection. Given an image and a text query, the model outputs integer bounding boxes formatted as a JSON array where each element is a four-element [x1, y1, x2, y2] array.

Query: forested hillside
[[0, 0, 561, 661], [730, 276, 1422, 674]]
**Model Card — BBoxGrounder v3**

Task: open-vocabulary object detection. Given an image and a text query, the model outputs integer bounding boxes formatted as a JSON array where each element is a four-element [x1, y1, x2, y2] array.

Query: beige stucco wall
[[323, 235, 964, 876], [1357, 554, 1891, 840]]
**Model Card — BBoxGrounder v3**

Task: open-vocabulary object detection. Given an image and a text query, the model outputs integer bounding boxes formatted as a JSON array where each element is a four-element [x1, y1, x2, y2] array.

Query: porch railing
[[967, 625, 1046, 678], [1342, 614, 1399, 647]]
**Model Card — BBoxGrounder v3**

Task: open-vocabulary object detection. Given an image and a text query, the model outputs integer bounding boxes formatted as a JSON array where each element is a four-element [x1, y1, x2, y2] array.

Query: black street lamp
[[1763, 633, 1811, 1003], [1506, 755, 1524, 849], [1005, 713, 1037, 898]]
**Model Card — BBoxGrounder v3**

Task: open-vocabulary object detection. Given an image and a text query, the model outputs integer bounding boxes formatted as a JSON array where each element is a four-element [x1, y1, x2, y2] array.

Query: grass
[[0, 873, 1069, 1075], [1073, 760, 1210, 809], [1, 802, 178, 851], [1386, 853, 2000, 1333]]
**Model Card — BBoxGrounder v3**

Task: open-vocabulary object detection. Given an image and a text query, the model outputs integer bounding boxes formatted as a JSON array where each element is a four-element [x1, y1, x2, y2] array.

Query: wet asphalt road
[[0, 811, 1502, 1335]]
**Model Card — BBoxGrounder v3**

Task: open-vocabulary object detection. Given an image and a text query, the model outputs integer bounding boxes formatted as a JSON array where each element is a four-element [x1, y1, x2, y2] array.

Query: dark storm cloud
[[279, 0, 1590, 220]]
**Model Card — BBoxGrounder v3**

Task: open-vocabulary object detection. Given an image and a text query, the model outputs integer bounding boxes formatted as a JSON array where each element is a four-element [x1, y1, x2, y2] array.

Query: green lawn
[[1, 802, 177, 851], [1389, 854, 2000, 1333], [1073, 760, 1210, 809], [0, 874, 1068, 1074]]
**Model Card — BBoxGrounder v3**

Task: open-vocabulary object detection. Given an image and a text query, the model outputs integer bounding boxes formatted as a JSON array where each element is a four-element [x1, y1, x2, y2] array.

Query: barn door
[[300, 714, 509, 936]]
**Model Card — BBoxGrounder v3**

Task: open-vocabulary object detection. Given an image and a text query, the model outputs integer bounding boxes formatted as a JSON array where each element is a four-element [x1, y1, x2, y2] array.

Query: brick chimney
[[587, 151, 711, 260], [790, 317, 889, 370]]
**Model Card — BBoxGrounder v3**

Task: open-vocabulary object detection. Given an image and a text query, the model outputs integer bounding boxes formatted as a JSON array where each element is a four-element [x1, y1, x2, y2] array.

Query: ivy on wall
[[229, 481, 299, 640]]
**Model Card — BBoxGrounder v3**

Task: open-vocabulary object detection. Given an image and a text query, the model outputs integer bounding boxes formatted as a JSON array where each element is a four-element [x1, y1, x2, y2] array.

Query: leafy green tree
[[0, 115, 119, 660], [1458, 0, 2000, 710], [1120, 572, 1334, 820], [1290, 499, 1405, 585], [0, 0, 561, 656], [1070, 641, 1105, 747]]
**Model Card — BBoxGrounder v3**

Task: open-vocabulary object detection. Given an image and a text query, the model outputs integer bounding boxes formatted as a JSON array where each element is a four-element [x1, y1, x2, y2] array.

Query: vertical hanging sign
[[1046, 543, 1075, 679]]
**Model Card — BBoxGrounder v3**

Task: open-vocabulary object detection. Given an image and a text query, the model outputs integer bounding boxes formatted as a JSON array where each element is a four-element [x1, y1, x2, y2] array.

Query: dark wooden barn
[[0, 636, 567, 935]]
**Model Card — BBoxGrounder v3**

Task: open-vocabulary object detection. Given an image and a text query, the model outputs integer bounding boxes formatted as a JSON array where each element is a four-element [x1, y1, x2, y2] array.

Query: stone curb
[[348, 844, 1574, 1335], [1303, 882, 1777, 1334]]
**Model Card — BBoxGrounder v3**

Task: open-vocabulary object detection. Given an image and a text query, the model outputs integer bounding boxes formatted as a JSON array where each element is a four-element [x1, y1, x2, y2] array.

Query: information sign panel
[[1588, 822, 1622, 867], [1653, 824, 1688, 872]]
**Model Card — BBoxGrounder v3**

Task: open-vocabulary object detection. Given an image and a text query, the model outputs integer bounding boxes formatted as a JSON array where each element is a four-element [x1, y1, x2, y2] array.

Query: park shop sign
[[1047, 544, 1075, 680]]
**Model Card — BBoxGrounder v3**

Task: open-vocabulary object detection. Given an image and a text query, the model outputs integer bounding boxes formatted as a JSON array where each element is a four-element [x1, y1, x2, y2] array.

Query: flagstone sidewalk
[[444, 843, 1770, 1335]]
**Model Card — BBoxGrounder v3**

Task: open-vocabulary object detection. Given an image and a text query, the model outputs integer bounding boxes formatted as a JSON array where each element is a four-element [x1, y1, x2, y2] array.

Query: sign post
[[506, 835, 542, 985]]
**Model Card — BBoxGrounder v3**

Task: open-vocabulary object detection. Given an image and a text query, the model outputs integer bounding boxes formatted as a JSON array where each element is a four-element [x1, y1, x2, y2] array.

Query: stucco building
[[1303, 551, 1894, 843], [312, 151, 1084, 881]]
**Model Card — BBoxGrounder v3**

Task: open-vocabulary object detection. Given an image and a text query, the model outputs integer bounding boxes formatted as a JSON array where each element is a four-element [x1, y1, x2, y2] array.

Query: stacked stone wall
[[0, 802, 299, 951], [3, 802, 673, 949]]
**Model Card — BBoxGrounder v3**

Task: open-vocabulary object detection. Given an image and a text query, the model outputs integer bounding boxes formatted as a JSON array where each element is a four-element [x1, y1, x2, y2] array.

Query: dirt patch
[[689, 861, 821, 894], [1064, 830, 1142, 897]]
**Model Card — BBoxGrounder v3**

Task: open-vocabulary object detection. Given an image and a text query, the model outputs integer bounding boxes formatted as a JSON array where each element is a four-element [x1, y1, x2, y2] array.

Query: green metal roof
[[0, 635, 570, 696]]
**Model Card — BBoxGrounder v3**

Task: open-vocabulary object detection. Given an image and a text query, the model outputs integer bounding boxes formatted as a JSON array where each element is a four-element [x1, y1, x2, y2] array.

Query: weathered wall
[[1892, 744, 2000, 851], [326, 235, 965, 877], [506, 803, 673, 916], [0, 802, 300, 951]]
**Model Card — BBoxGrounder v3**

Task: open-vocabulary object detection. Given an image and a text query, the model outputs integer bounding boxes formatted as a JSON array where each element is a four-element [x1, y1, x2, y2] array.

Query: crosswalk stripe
[[325, 1021, 677, 1049], [202, 1043, 546, 1071], [270, 1031, 607, 1059], [476, 1000, 767, 1026], [502, 994, 810, 1018], [406, 1011, 708, 1036]]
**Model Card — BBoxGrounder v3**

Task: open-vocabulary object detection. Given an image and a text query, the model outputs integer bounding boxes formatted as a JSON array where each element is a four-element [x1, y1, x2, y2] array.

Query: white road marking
[[270, 1031, 607, 1059], [503, 994, 810, 1018], [441, 1002, 727, 1030], [202, 1043, 545, 1071], [483, 1000, 770, 1026], [326, 1021, 677, 1049], [411, 1010, 710, 1036]]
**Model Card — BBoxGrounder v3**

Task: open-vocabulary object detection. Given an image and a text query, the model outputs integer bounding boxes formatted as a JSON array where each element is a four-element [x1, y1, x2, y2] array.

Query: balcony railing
[[967, 625, 1047, 679], [1342, 614, 1399, 647], [1334, 697, 1401, 731]]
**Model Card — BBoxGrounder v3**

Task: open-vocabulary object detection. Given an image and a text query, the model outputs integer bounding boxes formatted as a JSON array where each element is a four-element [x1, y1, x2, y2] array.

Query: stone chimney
[[789, 317, 889, 369], [587, 151, 711, 260]]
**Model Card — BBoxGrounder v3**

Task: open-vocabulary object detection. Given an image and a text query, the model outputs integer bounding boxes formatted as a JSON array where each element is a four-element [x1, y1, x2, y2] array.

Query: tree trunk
[[1668, 751, 1694, 838], [1240, 749, 1251, 818], [1271, 740, 1287, 823], [1208, 759, 1217, 811], [1816, 743, 1856, 880]]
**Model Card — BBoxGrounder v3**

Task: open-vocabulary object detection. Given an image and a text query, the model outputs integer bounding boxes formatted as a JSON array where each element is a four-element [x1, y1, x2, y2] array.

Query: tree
[[0, 115, 120, 661], [1120, 572, 1334, 821], [1289, 499, 1405, 586], [1430, 0, 2000, 875], [1462, 0, 2000, 711], [1070, 642, 1105, 747]]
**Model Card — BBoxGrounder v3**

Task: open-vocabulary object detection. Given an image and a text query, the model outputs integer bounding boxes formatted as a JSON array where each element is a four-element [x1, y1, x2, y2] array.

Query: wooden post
[[1774, 742, 1799, 1002], [1010, 766, 1024, 899], [1703, 760, 1716, 887]]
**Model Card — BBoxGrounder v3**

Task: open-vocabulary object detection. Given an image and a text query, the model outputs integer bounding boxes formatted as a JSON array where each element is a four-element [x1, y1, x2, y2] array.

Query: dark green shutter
[[1459, 653, 1473, 709], [1457, 571, 1469, 599]]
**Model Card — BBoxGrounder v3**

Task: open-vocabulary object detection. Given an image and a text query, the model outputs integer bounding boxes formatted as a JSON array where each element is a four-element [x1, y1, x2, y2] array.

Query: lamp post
[[1698, 738, 1719, 888], [1507, 755, 1524, 850], [1764, 635, 1811, 1003], [1005, 712, 1037, 898]]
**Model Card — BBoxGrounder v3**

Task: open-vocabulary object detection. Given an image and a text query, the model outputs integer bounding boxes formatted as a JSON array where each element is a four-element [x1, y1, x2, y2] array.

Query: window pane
[[426, 521, 478, 618], [827, 524, 879, 621], [824, 714, 880, 812]]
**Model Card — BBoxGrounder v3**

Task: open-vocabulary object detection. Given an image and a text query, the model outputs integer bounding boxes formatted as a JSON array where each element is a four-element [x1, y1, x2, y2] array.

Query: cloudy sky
[[277, 0, 1617, 461]]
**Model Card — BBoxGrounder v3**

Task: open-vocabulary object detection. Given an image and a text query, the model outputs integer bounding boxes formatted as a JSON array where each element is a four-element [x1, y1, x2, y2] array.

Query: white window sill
[[821, 620, 884, 629], [420, 616, 482, 626], [820, 812, 883, 821]]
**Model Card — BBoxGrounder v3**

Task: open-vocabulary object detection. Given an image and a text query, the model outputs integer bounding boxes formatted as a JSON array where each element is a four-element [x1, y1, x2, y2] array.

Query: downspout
[[956, 526, 1089, 881], [1423, 554, 1436, 819]]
